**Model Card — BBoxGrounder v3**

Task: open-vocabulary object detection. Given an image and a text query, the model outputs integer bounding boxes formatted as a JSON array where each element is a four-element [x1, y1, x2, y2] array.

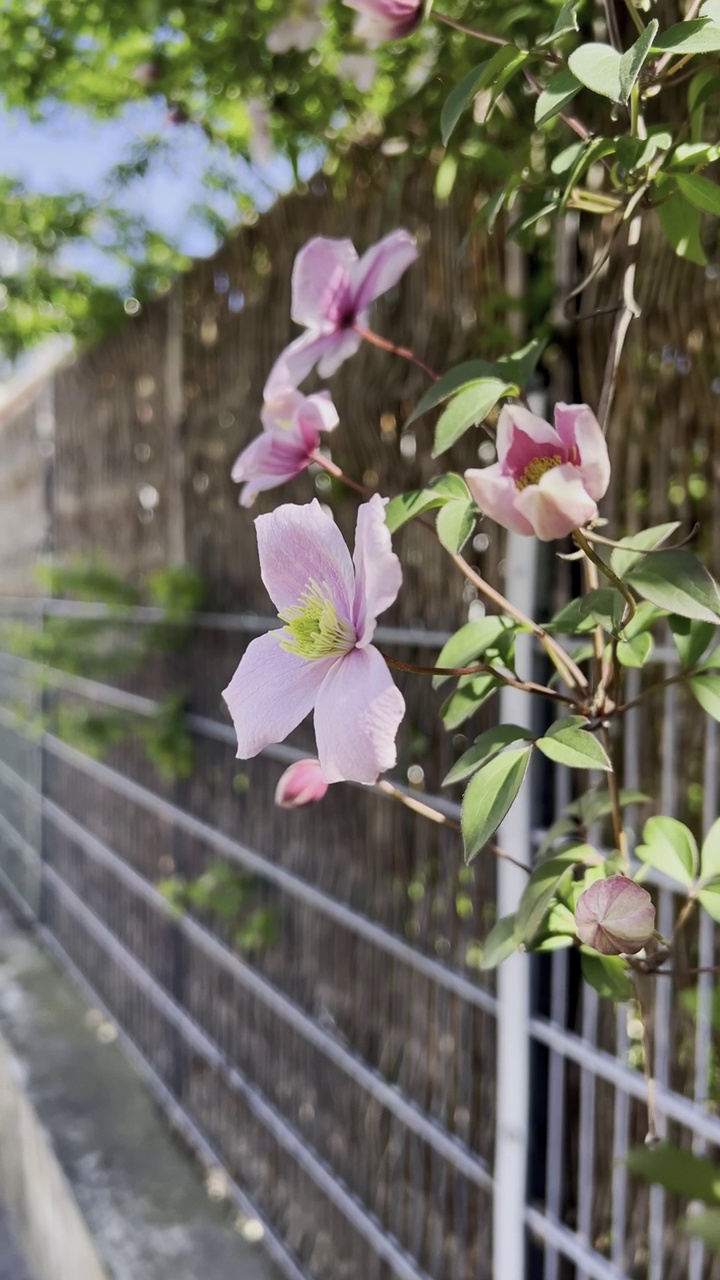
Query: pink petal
[[231, 432, 310, 507], [260, 390, 308, 436], [344, 0, 422, 41], [275, 758, 329, 808], [352, 494, 402, 647], [290, 237, 357, 329], [554, 403, 610, 503], [514, 463, 597, 541], [497, 405, 565, 478], [351, 229, 419, 314], [255, 499, 355, 619], [263, 330, 336, 399], [464, 466, 535, 536], [314, 645, 405, 783], [315, 328, 364, 379], [222, 632, 332, 758]]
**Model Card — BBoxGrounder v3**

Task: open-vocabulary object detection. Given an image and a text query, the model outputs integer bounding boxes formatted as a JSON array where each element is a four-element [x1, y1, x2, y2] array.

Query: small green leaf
[[534, 68, 582, 125], [436, 499, 476, 554], [636, 815, 699, 888], [685, 1209, 720, 1250], [669, 616, 715, 669], [546, 597, 598, 635], [537, 719, 612, 771], [568, 42, 623, 103], [479, 913, 519, 969], [627, 550, 720, 622], [462, 745, 533, 862], [656, 194, 708, 266], [581, 952, 634, 1001], [579, 587, 625, 633], [537, 0, 580, 46], [623, 600, 666, 640], [627, 1143, 720, 1204], [610, 522, 680, 578], [433, 617, 515, 688], [565, 787, 649, 825], [697, 881, 720, 923], [384, 474, 470, 533], [619, 21, 659, 102], [701, 819, 720, 882], [443, 724, 534, 786], [432, 379, 516, 457], [441, 675, 501, 730], [676, 173, 720, 216], [441, 62, 490, 146], [516, 846, 594, 943], [653, 18, 720, 54], [690, 669, 720, 722], [617, 632, 653, 668]]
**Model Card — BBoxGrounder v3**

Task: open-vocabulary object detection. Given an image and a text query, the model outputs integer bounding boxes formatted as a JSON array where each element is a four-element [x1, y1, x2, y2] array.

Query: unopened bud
[[575, 876, 655, 956], [274, 759, 328, 809]]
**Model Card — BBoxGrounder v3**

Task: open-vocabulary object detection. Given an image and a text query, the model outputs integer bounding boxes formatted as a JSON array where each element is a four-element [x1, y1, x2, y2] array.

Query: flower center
[[515, 454, 563, 491], [279, 580, 355, 660]]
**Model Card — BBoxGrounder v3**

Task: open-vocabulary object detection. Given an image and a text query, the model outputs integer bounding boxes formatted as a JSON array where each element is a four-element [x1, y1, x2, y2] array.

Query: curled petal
[[263, 330, 336, 399], [255, 499, 355, 619], [275, 758, 329, 808], [314, 645, 405, 783], [315, 328, 363, 379], [514, 463, 598, 540], [223, 633, 332, 759], [554, 402, 610, 503], [290, 237, 357, 329], [352, 493, 402, 647], [464, 467, 535, 537], [231, 432, 311, 507], [575, 877, 655, 956], [496, 404, 563, 472], [351, 229, 420, 313]]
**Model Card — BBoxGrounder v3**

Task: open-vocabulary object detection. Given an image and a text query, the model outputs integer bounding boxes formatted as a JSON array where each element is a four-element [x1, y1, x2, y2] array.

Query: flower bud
[[575, 876, 655, 956], [274, 759, 329, 809]]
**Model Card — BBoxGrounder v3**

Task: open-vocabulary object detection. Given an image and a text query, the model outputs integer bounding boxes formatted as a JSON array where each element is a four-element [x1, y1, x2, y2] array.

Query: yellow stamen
[[515, 454, 563, 491], [279, 580, 355, 660]]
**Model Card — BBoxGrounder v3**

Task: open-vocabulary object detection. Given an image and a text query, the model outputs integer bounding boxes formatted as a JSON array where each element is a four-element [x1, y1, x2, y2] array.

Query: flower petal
[[464, 466, 535, 536], [255, 499, 355, 618], [263, 330, 336, 399], [231, 431, 310, 507], [496, 405, 565, 477], [352, 494, 402, 646], [314, 645, 405, 783], [514, 463, 597, 541], [290, 236, 357, 329], [275, 758, 329, 808], [554, 402, 610, 503], [223, 632, 332, 758], [351, 228, 419, 314], [315, 328, 363, 379]]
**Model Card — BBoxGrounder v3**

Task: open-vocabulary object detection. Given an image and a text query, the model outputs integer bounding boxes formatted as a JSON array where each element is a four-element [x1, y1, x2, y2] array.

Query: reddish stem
[[353, 323, 439, 381], [381, 651, 577, 707]]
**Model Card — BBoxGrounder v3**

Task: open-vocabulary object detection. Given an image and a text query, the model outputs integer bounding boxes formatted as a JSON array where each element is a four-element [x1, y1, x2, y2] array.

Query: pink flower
[[344, 0, 423, 42], [222, 496, 405, 784], [575, 877, 655, 956], [275, 759, 329, 808], [264, 230, 419, 398], [231, 390, 339, 508], [464, 403, 610, 541]]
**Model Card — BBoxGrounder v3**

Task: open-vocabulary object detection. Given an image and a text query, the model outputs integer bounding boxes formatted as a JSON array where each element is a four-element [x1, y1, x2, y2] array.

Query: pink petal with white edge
[[514, 463, 597, 541], [315, 328, 364, 379], [263, 330, 336, 399], [314, 645, 405, 783], [464, 467, 535, 536], [352, 494, 403, 646], [351, 229, 420, 314], [275, 758, 329, 808], [255, 499, 355, 618], [222, 632, 333, 759], [554, 402, 610, 502], [290, 237, 357, 329]]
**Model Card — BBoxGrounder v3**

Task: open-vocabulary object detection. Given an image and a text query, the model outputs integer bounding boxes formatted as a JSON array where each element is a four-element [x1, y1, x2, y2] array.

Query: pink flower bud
[[343, 0, 423, 42], [575, 876, 655, 956], [275, 759, 329, 808]]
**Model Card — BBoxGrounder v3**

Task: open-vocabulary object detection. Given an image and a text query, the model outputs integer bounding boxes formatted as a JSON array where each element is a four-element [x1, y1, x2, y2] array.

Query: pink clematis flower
[[222, 495, 405, 784], [464, 403, 610, 542], [575, 877, 655, 956], [344, 0, 423, 42], [231, 390, 339, 508], [275, 758, 329, 808], [264, 230, 419, 398]]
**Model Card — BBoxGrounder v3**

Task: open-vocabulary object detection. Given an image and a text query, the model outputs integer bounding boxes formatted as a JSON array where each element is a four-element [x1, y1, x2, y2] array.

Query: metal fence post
[[492, 529, 538, 1280]]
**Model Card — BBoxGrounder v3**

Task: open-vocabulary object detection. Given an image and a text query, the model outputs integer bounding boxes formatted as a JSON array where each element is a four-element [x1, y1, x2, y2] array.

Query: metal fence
[[0, 592, 718, 1280]]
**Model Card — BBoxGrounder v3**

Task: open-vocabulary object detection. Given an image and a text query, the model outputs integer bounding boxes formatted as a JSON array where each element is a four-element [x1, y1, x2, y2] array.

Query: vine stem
[[380, 651, 578, 706], [353, 323, 439, 381], [432, 10, 509, 45], [376, 779, 530, 873], [309, 450, 372, 497]]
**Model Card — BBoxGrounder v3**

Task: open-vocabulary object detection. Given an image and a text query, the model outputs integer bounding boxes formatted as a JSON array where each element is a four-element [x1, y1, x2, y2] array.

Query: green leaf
[[656, 194, 708, 266], [432, 379, 516, 457], [559, 137, 617, 211], [479, 913, 519, 969], [579, 587, 625, 633], [676, 173, 720, 216], [669, 616, 715, 669], [616, 631, 653, 668], [436, 499, 476, 554], [534, 68, 582, 125], [623, 600, 666, 640], [627, 1144, 720, 1205], [441, 675, 501, 730], [685, 1208, 720, 1250], [636, 815, 699, 888], [443, 724, 535, 786], [546, 597, 598, 635], [581, 952, 634, 1001], [406, 339, 544, 425], [653, 18, 720, 54], [537, 0, 580, 46], [619, 21, 659, 102], [515, 846, 594, 943], [701, 819, 720, 882], [626, 550, 720, 622], [441, 62, 489, 146], [433, 617, 515, 688], [565, 787, 650, 825], [537, 719, 612, 771], [568, 42, 623, 102], [690, 668, 720, 722], [610, 522, 680, 578], [462, 745, 533, 863], [697, 881, 720, 923]]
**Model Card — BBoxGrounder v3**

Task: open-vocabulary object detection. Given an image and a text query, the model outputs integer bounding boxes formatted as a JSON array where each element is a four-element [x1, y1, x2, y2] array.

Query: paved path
[[0, 1200, 31, 1280]]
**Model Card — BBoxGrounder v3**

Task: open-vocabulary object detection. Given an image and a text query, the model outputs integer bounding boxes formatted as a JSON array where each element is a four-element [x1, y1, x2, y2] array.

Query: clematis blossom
[[575, 876, 655, 956], [222, 496, 405, 784], [231, 390, 339, 507], [264, 230, 419, 398], [275, 758, 329, 808], [465, 403, 610, 541], [343, 0, 423, 42]]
